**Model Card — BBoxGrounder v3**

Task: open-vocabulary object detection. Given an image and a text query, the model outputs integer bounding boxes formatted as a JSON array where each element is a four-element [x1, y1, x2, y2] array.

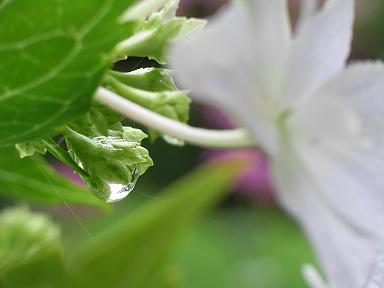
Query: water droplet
[[162, 135, 184, 146], [106, 168, 140, 203]]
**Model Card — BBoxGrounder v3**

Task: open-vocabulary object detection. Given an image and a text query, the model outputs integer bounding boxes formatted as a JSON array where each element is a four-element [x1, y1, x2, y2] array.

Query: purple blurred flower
[[178, 0, 228, 17], [200, 105, 275, 204], [53, 162, 84, 186]]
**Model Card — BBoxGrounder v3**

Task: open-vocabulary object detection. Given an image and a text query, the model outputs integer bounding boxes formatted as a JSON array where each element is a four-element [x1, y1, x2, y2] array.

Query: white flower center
[[281, 96, 373, 152]]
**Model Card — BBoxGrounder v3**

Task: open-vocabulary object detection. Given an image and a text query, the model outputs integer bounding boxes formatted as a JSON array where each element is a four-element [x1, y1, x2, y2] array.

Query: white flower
[[170, 0, 384, 287], [365, 250, 384, 287]]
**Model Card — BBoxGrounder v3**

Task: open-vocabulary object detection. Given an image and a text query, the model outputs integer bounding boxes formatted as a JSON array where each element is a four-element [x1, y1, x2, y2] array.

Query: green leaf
[[0, 147, 102, 206], [0, 0, 138, 145], [70, 162, 239, 288]]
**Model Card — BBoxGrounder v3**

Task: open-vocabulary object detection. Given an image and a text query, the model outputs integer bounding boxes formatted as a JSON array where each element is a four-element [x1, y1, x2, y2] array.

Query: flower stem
[[94, 87, 255, 149]]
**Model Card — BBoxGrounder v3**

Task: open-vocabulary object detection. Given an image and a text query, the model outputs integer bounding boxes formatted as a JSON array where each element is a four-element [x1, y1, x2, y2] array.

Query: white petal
[[169, 0, 291, 153], [364, 250, 384, 287], [297, 0, 317, 33], [245, 0, 292, 97], [292, 95, 364, 149], [292, 62, 384, 158], [284, 0, 354, 105], [271, 144, 381, 288], [170, 2, 253, 106], [280, 62, 384, 286], [291, 61, 384, 236], [314, 62, 384, 145]]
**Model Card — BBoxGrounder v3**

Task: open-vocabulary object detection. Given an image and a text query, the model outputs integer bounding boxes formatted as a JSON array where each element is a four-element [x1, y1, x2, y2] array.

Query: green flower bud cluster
[[116, 0, 206, 64], [0, 207, 61, 273], [108, 0, 206, 146], [65, 109, 153, 201], [105, 68, 190, 145]]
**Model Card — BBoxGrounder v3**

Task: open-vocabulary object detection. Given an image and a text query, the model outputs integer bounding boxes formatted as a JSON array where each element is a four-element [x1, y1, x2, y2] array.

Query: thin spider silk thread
[[32, 157, 98, 246]]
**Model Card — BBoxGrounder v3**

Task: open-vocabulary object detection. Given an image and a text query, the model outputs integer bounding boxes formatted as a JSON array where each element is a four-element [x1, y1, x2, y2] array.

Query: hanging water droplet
[[162, 134, 184, 146], [106, 168, 140, 203]]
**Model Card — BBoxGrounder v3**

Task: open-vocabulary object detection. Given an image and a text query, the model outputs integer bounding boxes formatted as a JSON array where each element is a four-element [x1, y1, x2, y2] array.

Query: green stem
[[42, 138, 89, 179], [104, 74, 154, 107]]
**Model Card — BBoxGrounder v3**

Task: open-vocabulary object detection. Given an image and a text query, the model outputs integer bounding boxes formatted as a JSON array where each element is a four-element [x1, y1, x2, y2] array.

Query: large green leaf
[[0, 147, 102, 206], [71, 162, 239, 288], [0, 0, 137, 145]]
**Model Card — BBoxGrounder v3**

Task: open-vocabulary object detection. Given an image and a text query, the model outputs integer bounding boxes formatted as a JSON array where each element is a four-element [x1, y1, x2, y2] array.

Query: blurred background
[[1, 0, 384, 287]]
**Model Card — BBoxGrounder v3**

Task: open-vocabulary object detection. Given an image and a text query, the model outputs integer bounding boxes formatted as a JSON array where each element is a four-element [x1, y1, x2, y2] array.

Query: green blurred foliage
[[171, 207, 316, 288], [0, 147, 102, 207], [0, 162, 317, 288], [354, 0, 384, 59], [0, 162, 239, 288]]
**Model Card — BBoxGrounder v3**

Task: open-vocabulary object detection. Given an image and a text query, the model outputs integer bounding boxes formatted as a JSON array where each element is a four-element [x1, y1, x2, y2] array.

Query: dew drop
[[162, 135, 184, 146], [106, 168, 140, 203]]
